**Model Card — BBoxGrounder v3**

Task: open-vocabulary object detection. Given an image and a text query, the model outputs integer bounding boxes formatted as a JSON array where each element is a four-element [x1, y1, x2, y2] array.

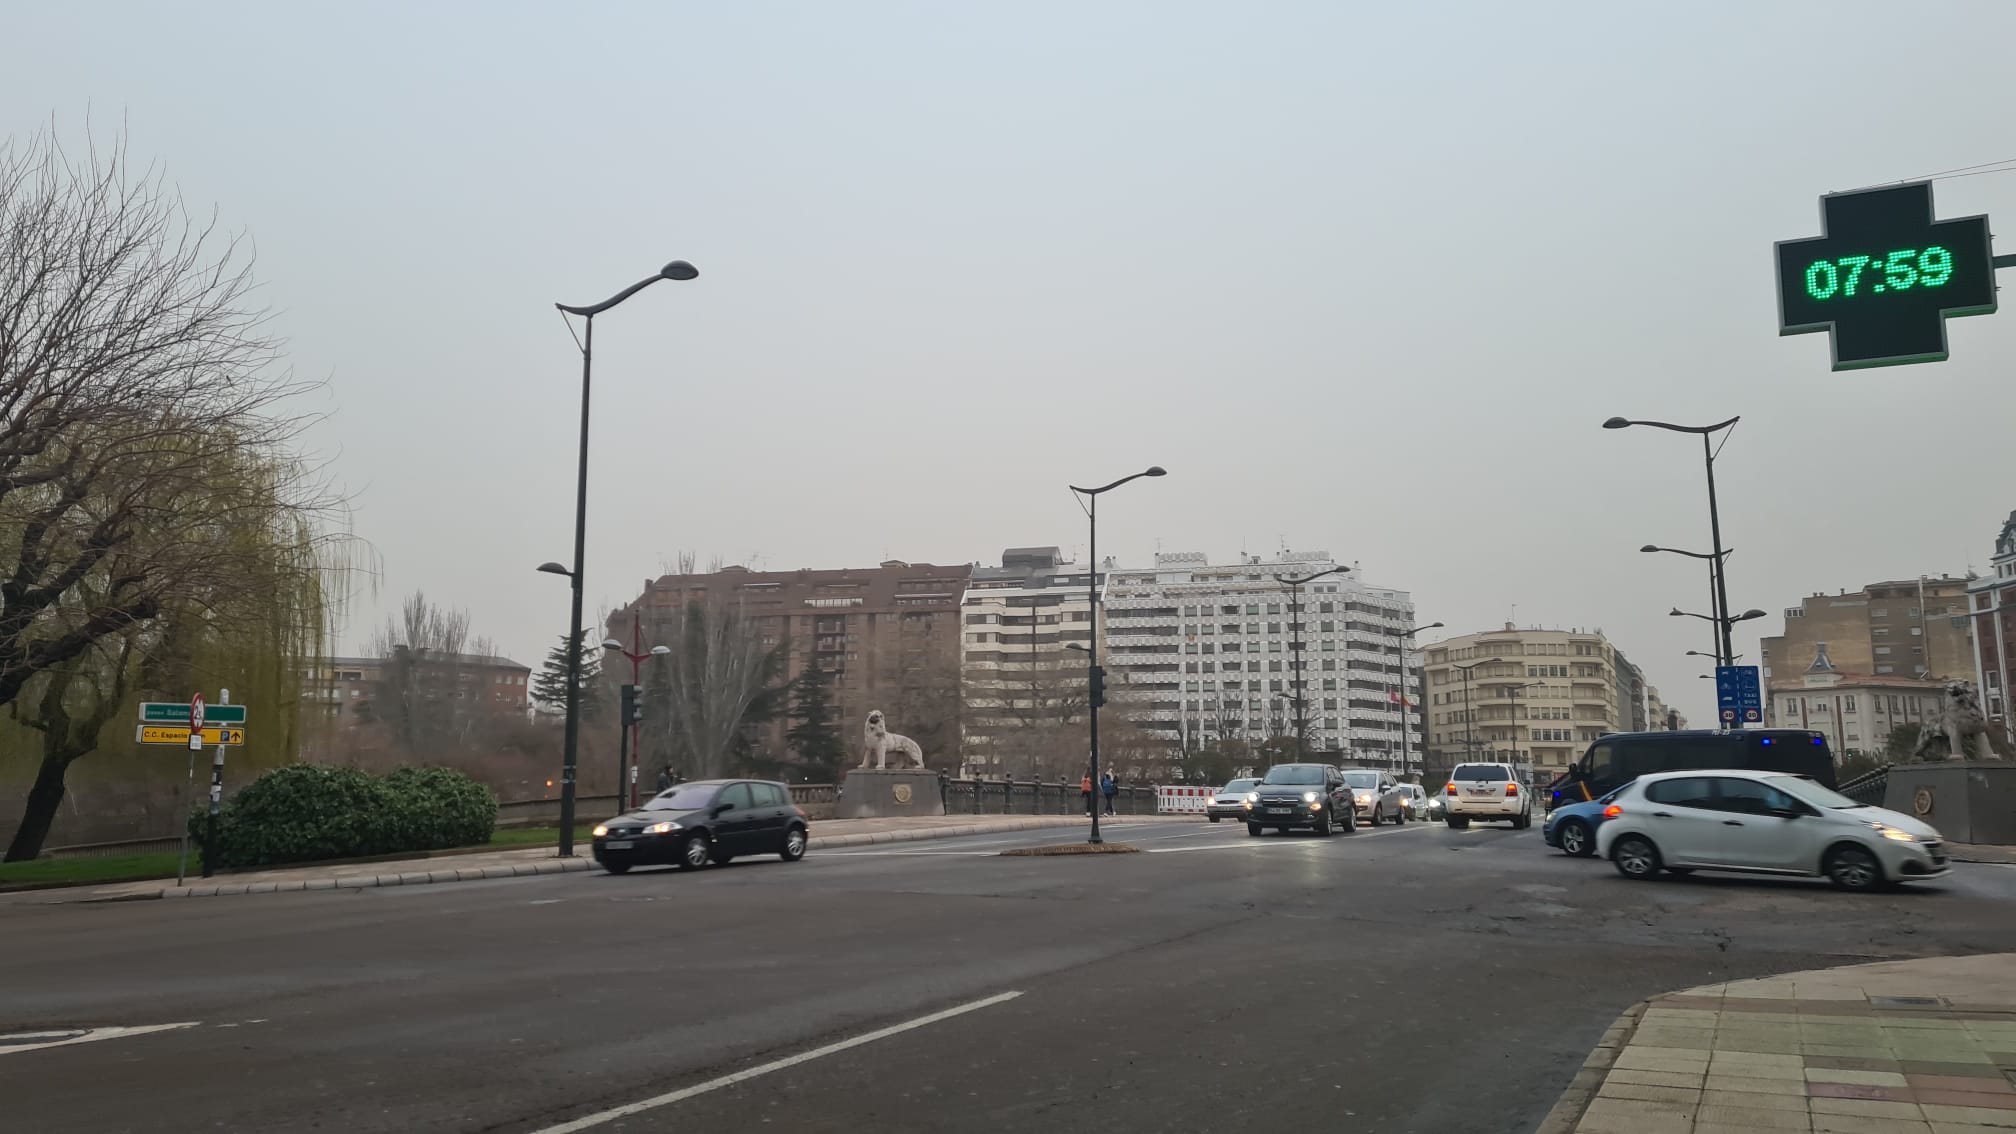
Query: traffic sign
[[139, 725, 244, 746], [190, 694, 204, 733], [1777, 181, 1997, 370], [139, 702, 246, 724], [1715, 665, 1764, 728]]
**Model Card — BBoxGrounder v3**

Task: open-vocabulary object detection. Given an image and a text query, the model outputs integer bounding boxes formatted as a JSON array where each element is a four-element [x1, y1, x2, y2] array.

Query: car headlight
[[592, 824, 609, 838], [1356, 793, 1372, 805], [648, 821, 680, 835], [1245, 792, 1259, 804], [1302, 791, 1319, 803], [1871, 824, 1917, 843], [1428, 798, 1442, 810]]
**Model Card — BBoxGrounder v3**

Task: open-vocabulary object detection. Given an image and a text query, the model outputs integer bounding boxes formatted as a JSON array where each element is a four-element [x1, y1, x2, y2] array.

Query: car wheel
[[1446, 816, 1468, 830], [1557, 819, 1593, 858], [1824, 845, 1885, 892], [1514, 812, 1532, 830], [1342, 808, 1356, 832], [1611, 835, 1661, 880], [1247, 822, 1263, 837], [1208, 815, 1221, 823], [1313, 811, 1332, 837], [677, 832, 713, 871], [779, 825, 807, 862], [602, 861, 631, 875], [1394, 805, 1406, 824]]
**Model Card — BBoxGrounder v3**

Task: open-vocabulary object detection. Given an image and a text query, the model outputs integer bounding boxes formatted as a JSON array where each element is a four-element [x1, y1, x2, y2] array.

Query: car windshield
[[1219, 778, 1259, 793], [1342, 772, 1380, 789], [1261, 766, 1325, 785], [645, 784, 719, 811], [1452, 764, 1511, 781], [1765, 775, 1866, 810]]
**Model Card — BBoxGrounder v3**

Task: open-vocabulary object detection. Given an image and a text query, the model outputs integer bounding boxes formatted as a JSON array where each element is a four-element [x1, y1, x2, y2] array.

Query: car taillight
[[1444, 782, 1457, 794], [1602, 804, 1622, 819], [1505, 783, 1519, 796]]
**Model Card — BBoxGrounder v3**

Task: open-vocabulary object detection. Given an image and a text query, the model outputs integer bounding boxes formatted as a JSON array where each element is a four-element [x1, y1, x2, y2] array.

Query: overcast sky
[[9, 1, 2016, 721]]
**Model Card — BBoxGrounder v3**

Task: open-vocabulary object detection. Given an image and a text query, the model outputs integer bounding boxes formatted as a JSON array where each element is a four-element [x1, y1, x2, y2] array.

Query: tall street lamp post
[[1068, 466, 1166, 845], [1391, 622, 1443, 780], [1273, 565, 1350, 760], [603, 616, 671, 809], [1452, 657, 1502, 761], [1642, 545, 1732, 664], [1606, 415, 1740, 665], [544, 260, 698, 857]]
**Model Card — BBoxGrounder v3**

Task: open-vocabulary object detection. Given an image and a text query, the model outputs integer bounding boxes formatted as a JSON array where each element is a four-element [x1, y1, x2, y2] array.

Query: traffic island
[[998, 843, 1141, 857]]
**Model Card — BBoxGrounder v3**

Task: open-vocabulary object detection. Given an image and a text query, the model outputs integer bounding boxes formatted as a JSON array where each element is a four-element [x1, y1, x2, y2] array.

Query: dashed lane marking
[[0, 1023, 200, 1055]]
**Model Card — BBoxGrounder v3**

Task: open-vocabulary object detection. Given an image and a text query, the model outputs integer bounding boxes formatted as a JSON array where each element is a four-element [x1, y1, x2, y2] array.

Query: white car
[[1205, 778, 1260, 822], [1396, 783, 1433, 820], [1439, 761, 1532, 829], [1594, 769, 1949, 892]]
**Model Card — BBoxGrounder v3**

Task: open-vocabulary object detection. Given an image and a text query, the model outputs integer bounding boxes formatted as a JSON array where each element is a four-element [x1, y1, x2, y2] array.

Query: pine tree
[[785, 666, 846, 781], [532, 630, 604, 721]]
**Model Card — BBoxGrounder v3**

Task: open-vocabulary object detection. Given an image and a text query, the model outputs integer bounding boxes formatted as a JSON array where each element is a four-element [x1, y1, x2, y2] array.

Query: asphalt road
[[5, 816, 2016, 1134]]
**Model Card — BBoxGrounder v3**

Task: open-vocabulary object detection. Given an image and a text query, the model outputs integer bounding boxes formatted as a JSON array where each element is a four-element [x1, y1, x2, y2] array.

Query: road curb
[[1532, 1000, 1645, 1134]]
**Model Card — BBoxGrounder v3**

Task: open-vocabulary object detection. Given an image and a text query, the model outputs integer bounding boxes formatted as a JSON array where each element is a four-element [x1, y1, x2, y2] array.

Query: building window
[[1844, 696, 1856, 713], [1876, 664, 1894, 674]]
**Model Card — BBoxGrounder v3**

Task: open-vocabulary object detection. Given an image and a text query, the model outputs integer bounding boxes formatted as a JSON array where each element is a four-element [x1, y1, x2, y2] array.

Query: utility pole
[[1274, 565, 1350, 760], [1452, 658, 1501, 763]]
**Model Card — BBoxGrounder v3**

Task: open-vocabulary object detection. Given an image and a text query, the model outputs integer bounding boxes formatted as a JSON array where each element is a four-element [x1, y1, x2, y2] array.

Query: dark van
[[1548, 729, 1835, 808]]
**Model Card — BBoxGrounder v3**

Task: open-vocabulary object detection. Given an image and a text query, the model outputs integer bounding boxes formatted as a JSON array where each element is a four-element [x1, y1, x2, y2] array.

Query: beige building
[[1768, 642, 1944, 758], [1420, 626, 1627, 781], [1760, 577, 1975, 685], [958, 547, 1098, 777]]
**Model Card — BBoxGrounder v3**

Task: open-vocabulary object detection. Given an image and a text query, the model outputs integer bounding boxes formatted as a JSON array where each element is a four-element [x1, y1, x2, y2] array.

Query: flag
[[1388, 690, 1413, 709]]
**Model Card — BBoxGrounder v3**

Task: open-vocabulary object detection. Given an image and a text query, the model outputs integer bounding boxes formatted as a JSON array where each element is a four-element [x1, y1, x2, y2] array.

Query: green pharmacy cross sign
[[1776, 180, 1998, 370]]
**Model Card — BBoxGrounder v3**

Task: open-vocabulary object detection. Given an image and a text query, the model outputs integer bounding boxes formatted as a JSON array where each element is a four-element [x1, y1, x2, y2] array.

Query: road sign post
[[1777, 181, 1998, 370], [1715, 665, 1764, 729], [202, 745, 224, 880]]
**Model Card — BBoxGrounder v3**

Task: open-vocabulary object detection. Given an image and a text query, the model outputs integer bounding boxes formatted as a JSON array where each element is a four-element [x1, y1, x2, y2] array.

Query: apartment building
[[1759, 576, 1975, 685], [620, 560, 971, 764], [1966, 509, 2016, 745], [958, 547, 1098, 776], [1420, 626, 1626, 781], [312, 653, 532, 723], [1769, 642, 1945, 758], [1100, 550, 1423, 772]]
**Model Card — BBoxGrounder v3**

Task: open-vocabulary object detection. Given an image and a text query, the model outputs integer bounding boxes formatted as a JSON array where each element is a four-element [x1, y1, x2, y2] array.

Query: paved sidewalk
[[1542, 953, 2016, 1134], [18, 812, 1192, 904]]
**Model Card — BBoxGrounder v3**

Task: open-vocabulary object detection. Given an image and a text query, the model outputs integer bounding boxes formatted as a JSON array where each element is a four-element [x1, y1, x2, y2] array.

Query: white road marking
[[524, 991, 1025, 1134], [0, 1022, 199, 1055], [809, 850, 1002, 858]]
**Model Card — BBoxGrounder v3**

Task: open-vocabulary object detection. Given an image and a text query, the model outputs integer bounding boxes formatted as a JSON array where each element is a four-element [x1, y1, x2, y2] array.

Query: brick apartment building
[[1760, 576, 1975, 686], [312, 653, 532, 724], [618, 560, 972, 769]]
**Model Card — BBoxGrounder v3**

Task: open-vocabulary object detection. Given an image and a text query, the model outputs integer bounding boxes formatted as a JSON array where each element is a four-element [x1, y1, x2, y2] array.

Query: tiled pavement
[[1542, 953, 2016, 1133]]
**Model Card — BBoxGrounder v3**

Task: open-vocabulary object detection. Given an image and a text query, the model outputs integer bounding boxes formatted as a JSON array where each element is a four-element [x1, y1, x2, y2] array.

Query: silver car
[[1205, 777, 1261, 822], [1340, 769, 1407, 825]]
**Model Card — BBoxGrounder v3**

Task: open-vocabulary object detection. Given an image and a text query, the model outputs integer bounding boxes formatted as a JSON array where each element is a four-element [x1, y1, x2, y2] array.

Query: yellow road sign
[[137, 725, 245, 746]]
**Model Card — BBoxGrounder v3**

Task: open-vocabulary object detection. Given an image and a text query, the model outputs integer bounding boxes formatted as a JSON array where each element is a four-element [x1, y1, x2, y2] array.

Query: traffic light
[[621, 683, 643, 724], [1089, 666, 1107, 710]]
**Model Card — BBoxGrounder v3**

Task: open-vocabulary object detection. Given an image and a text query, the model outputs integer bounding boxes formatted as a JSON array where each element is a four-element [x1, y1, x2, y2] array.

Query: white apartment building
[[1100, 550, 1423, 772], [958, 547, 1098, 776]]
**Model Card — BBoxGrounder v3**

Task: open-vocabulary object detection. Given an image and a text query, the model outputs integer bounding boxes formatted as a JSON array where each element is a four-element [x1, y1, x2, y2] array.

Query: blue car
[[1541, 787, 1624, 858]]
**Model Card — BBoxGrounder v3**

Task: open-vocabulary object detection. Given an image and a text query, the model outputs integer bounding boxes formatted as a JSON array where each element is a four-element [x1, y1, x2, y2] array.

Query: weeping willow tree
[[0, 126, 355, 859]]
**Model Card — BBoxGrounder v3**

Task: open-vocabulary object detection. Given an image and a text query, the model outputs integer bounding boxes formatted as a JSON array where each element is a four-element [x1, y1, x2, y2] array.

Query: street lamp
[[1273, 565, 1350, 761], [1607, 415, 1740, 664], [1451, 657, 1502, 760], [1390, 622, 1442, 780], [603, 631, 672, 809], [1068, 466, 1166, 845], [547, 260, 698, 857], [1686, 650, 1742, 662], [1642, 545, 1734, 663], [1672, 606, 1767, 625]]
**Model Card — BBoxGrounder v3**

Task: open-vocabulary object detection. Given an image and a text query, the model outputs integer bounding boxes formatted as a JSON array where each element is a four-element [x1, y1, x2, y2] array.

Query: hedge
[[192, 764, 498, 870]]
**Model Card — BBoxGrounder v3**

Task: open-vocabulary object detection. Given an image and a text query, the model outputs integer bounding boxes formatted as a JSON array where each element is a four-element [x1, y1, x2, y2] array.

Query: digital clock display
[[1776, 181, 1996, 370]]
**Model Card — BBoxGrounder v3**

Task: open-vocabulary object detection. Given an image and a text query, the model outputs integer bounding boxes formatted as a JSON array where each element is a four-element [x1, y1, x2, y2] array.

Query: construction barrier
[[1156, 785, 1214, 814]]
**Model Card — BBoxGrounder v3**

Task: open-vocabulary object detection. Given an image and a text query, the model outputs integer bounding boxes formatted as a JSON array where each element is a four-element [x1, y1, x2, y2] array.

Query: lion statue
[[1912, 679, 1998, 761], [860, 709, 927, 770]]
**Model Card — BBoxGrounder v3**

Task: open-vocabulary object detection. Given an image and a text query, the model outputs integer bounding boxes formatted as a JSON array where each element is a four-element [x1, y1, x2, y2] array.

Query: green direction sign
[[140, 702, 247, 724]]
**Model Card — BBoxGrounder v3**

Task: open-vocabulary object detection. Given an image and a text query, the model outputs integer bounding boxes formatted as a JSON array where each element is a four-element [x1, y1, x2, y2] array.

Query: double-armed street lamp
[[1067, 466, 1166, 845], [539, 260, 699, 857], [1451, 657, 1503, 759], [1273, 565, 1351, 760], [1391, 622, 1442, 779], [1606, 415, 1740, 665]]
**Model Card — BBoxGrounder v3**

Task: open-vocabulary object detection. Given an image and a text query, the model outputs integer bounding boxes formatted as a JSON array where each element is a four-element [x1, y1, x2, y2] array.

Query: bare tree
[[640, 597, 788, 781]]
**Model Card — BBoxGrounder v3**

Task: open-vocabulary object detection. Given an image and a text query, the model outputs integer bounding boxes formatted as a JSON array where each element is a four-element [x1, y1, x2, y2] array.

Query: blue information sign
[[1715, 666, 1763, 726]]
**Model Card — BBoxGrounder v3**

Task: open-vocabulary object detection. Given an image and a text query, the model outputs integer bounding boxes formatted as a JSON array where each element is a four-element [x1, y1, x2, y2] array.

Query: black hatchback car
[[592, 779, 809, 873]]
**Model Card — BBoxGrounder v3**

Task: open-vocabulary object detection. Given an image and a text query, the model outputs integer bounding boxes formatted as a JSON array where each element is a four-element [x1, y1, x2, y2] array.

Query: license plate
[[604, 840, 634, 850], [1265, 807, 1291, 815]]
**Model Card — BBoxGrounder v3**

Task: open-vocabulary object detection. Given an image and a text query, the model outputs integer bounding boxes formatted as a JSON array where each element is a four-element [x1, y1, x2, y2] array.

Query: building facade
[[1768, 642, 1944, 758], [1100, 550, 1422, 773], [1966, 510, 2016, 745], [958, 547, 1098, 777], [312, 653, 532, 723], [620, 560, 971, 767], [1420, 626, 1626, 783], [1759, 577, 1975, 686]]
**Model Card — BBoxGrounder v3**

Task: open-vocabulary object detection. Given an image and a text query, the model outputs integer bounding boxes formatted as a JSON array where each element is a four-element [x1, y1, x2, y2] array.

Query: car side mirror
[[1768, 806, 1802, 819], [712, 802, 734, 816]]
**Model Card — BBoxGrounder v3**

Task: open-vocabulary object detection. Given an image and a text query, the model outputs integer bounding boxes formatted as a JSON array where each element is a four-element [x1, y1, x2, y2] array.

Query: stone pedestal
[[835, 768, 946, 819], [1881, 762, 2016, 845]]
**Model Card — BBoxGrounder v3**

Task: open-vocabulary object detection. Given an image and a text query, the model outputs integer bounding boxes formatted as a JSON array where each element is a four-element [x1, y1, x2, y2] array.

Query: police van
[[1547, 729, 1836, 809]]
